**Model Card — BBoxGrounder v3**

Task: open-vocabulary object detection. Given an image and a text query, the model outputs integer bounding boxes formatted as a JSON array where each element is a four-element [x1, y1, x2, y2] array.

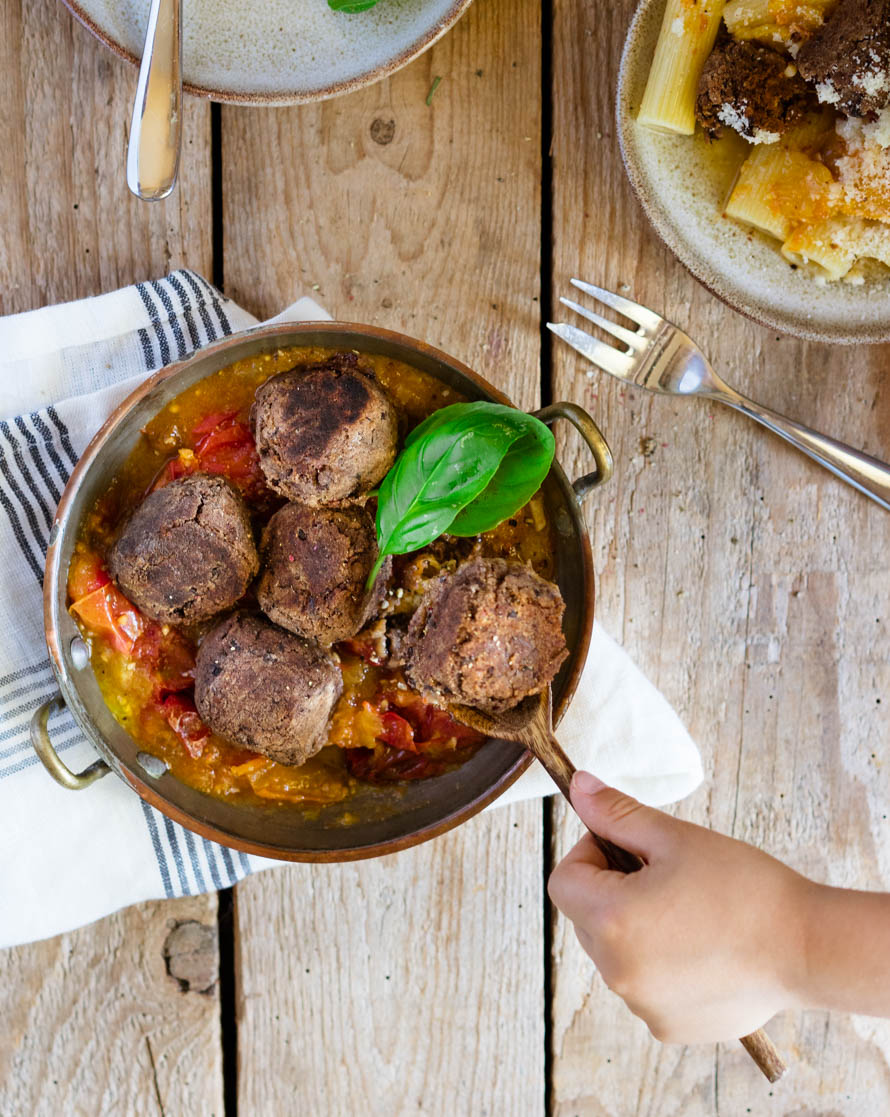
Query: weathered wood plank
[[222, 2, 546, 1111], [235, 803, 543, 1116], [0, 4, 220, 1115], [549, 0, 890, 1112], [0, 895, 223, 1117]]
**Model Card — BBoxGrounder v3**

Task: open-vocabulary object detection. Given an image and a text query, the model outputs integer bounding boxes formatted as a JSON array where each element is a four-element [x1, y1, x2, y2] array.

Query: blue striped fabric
[[0, 271, 258, 899]]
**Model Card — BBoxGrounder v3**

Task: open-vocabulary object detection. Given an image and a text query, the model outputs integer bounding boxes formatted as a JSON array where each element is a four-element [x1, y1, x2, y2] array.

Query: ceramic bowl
[[60, 0, 474, 105], [617, 0, 890, 344]]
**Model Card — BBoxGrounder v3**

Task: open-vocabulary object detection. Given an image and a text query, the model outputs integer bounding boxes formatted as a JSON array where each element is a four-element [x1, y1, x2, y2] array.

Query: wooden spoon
[[451, 689, 643, 874], [449, 687, 787, 1084]]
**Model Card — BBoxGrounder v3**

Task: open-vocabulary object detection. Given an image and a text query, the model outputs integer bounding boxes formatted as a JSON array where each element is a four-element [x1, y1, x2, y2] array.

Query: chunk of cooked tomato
[[345, 744, 478, 783], [134, 624, 197, 695], [378, 710, 417, 752], [383, 690, 484, 750], [342, 689, 485, 782], [69, 581, 144, 655], [151, 411, 267, 499], [339, 636, 386, 666], [159, 693, 211, 758], [67, 550, 111, 601]]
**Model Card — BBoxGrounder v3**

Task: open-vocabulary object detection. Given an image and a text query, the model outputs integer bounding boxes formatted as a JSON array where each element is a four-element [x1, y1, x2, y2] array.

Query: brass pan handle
[[30, 692, 110, 790], [534, 402, 614, 503]]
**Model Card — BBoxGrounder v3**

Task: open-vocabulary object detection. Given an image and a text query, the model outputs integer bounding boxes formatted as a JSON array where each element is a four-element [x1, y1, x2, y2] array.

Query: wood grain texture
[[235, 803, 544, 1117], [0, 894, 223, 1117], [548, 1, 890, 1113], [0, 0, 212, 315], [0, 4, 218, 1115], [221, 0, 543, 385], [222, 2, 546, 1111]]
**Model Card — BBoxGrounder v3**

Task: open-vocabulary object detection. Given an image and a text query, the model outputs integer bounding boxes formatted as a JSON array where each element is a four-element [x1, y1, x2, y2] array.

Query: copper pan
[[32, 323, 612, 862]]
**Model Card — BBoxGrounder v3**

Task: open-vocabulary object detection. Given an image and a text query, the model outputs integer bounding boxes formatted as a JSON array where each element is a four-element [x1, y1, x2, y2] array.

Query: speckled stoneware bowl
[[617, 0, 890, 344], [60, 0, 474, 105]]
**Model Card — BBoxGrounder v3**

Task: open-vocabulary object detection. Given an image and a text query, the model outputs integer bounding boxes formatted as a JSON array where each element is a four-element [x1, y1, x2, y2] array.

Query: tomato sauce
[[68, 347, 556, 809]]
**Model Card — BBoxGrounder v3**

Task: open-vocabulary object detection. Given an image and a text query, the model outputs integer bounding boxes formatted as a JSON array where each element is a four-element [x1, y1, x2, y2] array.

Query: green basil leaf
[[368, 402, 556, 586], [328, 0, 378, 10], [368, 414, 526, 585], [404, 401, 512, 449], [447, 422, 554, 535]]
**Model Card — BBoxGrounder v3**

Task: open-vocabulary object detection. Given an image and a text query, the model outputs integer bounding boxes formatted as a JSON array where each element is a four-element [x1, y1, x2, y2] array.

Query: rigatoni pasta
[[782, 218, 890, 280], [638, 0, 727, 134], [724, 146, 797, 240], [636, 0, 890, 283], [724, 115, 835, 239], [781, 218, 858, 279], [722, 0, 836, 49]]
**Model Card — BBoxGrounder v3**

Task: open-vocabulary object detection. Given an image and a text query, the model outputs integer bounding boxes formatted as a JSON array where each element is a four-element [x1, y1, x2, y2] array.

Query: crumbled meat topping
[[696, 38, 815, 141], [797, 0, 890, 118]]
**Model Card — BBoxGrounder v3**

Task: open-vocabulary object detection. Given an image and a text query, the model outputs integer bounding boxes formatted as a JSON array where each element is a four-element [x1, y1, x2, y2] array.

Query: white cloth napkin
[[0, 272, 703, 950]]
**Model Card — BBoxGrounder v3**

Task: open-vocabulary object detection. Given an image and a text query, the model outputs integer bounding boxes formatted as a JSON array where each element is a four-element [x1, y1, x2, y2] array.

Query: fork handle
[[127, 0, 182, 201], [723, 391, 890, 511]]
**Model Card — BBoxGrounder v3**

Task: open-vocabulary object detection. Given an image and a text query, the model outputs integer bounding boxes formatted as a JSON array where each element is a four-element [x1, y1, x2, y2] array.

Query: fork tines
[[547, 279, 660, 378]]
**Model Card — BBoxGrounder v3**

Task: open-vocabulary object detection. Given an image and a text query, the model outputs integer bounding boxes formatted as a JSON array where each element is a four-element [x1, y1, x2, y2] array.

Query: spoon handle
[[533, 724, 787, 1082], [127, 0, 182, 201], [529, 725, 644, 874]]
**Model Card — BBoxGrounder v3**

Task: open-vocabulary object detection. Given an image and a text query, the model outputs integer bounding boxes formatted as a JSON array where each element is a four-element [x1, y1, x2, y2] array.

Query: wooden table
[[2, 0, 889, 1112]]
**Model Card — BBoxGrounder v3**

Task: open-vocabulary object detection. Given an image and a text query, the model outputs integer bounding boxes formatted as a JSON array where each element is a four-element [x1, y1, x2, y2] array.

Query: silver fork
[[548, 280, 890, 512]]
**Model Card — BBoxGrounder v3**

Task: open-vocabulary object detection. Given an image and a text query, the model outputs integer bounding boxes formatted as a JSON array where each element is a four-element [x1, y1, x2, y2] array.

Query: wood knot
[[370, 118, 396, 145], [162, 920, 218, 994]]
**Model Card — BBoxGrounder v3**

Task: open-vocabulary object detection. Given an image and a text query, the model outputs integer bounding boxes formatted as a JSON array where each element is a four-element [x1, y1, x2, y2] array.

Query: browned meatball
[[193, 612, 342, 766], [251, 352, 398, 505], [108, 473, 258, 625], [256, 502, 390, 644], [695, 38, 814, 141], [405, 558, 568, 715], [797, 0, 890, 119]]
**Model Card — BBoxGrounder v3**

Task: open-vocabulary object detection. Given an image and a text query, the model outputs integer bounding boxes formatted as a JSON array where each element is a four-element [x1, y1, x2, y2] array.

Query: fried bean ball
[[108, 473, 258, 625], [256, 501, 390, 644], [194, 612, 343, 766], [251, 352, 398, 505], [405, 557, 568, 715]]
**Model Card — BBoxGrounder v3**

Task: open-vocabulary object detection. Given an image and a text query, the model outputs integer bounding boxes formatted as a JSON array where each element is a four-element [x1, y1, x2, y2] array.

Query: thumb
[[570, 770, 680, 862]]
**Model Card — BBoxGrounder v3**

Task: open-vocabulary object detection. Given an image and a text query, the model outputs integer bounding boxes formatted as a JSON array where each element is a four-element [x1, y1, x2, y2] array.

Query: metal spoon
[[126, 0, 182, 201], [449, 687, 787, 1083]]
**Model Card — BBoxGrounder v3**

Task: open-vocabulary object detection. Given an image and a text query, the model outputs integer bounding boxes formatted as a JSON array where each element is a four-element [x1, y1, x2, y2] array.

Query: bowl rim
[[43, 321, 596, 861], [58, 0, 475, 106], [615, 0, 890, 346]]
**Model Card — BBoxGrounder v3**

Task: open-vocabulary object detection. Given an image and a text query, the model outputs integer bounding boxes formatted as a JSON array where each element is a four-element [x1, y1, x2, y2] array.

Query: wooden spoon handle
[[530, 727, 643, 873], [532, 726, 787, 1082], [739, 1029, 787, 1082]]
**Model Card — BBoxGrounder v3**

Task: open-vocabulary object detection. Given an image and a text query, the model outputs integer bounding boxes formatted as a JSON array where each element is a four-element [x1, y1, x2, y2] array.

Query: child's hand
[[547, 771, 814, 1043]]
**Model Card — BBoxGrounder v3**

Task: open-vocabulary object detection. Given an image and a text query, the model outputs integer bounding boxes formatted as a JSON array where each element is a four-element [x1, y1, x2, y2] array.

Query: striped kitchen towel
[[0, 272, 702, 949]]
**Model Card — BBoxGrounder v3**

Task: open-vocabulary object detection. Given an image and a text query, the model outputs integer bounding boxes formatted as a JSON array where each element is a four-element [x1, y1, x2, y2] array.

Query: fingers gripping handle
[[537, 729, 643, 874], [544, 734, 786, 1082]]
